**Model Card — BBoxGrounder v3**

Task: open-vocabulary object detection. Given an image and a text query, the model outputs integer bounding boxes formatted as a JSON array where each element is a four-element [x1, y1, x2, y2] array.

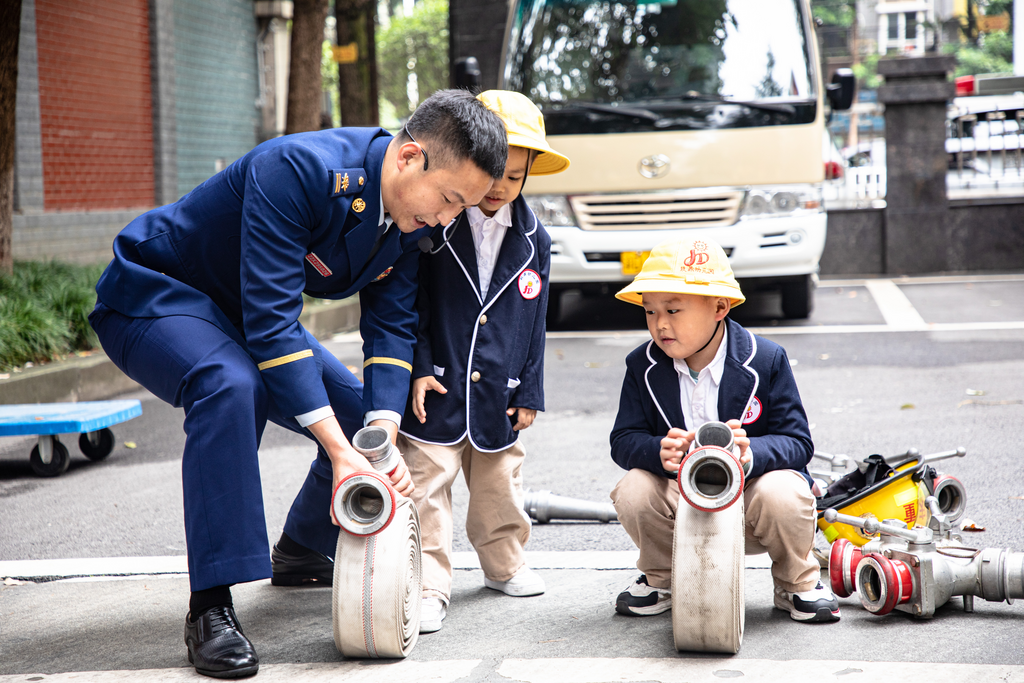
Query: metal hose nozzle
[[352, 425, 401, 475]]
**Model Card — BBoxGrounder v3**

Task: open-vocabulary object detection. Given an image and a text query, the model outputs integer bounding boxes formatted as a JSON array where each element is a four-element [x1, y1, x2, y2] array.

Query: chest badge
[[742, 397, 762, 425], [518, 269, 541, 300], [352, 198, 366, 213], [305, 252, 333, 277], [373, 266, 393, 282]]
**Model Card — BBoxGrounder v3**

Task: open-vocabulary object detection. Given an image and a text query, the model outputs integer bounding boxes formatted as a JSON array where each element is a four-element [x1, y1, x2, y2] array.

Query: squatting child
[[397, 90, 571, 633], [608, 237, 841, 623]]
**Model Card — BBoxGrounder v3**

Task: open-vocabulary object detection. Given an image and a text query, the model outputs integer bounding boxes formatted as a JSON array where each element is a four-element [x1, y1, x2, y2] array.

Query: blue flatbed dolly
[[0, 400, 143, 477]]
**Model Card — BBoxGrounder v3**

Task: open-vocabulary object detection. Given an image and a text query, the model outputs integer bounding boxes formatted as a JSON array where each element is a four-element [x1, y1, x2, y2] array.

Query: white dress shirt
[[466, 203, 512, 299], [673, 324, 728, 430]]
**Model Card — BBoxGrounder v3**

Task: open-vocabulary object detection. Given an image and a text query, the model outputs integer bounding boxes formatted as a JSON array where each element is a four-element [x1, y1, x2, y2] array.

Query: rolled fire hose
[[671, 421, 746, 654], [331, 426, 422, 658]]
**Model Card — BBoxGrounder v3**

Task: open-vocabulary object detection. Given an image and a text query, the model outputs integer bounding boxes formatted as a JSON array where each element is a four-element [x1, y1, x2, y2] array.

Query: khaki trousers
[[398, 434, 532, 603], [611, 468, 819, 592]]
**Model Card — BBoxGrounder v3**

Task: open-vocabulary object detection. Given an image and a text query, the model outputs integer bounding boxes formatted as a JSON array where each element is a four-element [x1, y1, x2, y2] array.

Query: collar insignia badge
[[352, 198, 366, 213]]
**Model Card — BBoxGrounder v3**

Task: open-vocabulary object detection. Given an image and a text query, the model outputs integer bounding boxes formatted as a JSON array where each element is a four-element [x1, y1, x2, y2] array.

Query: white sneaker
[[773, 580, 841, 622], [419, 597, 447, 633], [614, 574, 672, 616], [483, 566, 545, 597]]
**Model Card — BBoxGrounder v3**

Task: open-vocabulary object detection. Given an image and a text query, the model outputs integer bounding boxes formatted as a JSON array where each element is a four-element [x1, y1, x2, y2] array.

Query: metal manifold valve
[[331, 426, 421, 658], [672, 421, 746, 654], [812, 447, 969, 550], [826, 497, 1024, 618]]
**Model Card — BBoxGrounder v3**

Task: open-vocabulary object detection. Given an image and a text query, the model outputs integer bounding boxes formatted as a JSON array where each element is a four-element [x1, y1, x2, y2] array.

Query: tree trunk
[[335, 0, 378, 126], [286, 0, 328, 135], [0, 0, 22, 276]]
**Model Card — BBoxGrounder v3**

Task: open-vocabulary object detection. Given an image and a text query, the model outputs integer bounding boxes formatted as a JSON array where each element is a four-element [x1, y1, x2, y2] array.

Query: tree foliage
[[376, 0, 449, 122]]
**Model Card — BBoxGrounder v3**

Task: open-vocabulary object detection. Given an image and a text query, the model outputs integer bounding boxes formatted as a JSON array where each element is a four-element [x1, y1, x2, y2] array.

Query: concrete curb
[[0, 298, 360, 405]]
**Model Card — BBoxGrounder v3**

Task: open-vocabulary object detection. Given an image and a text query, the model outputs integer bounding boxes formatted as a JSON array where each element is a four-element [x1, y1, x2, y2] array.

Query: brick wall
[[34, 0, 154, 210]]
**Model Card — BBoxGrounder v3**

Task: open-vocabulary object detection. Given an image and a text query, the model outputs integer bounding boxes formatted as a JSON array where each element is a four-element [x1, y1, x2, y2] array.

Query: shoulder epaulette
[[329, 168, 367, 197]]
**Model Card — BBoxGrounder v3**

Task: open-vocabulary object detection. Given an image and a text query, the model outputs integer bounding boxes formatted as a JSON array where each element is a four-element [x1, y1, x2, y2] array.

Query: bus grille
[[569, 190, 743, 231]]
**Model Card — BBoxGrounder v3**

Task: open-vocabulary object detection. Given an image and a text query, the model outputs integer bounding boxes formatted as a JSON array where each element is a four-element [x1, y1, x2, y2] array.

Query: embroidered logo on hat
[[518, 269, 541, 299], [742, 397, 762, 425]]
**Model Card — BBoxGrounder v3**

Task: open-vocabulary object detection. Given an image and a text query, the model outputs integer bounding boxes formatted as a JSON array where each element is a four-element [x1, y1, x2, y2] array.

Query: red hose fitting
[[677, 445, 745, 512], [857, 552, 913, 615], [331, 470, 398, 537], [828, 538, 862, 598]]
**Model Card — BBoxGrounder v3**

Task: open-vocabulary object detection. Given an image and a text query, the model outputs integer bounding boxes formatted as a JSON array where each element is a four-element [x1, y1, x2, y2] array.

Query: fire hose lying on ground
[[826, 497, 1024, 618], [672, 421, 749, 654], [330, 426, 421, 658]]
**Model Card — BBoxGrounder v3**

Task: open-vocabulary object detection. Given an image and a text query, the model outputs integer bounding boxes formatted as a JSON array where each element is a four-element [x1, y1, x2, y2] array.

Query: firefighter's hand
[[387, 454, 414, 497], [725, 419, 752, 468], [660, 427, 693, 473], [411, 376, 447, 424]]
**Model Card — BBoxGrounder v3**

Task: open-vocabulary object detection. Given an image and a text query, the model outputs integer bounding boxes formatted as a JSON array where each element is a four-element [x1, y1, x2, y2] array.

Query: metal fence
[[947, 106, 1024, 197]]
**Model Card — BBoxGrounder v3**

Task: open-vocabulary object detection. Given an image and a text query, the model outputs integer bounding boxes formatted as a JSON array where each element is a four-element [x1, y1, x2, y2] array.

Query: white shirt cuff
[[364, 410, 402, 428], [295, 406, 335, 428]]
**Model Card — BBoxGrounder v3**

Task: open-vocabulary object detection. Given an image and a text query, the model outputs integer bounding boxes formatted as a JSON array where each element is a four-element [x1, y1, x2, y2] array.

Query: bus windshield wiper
[[543, 101, 662, 122], [673, 93, 800, 114]]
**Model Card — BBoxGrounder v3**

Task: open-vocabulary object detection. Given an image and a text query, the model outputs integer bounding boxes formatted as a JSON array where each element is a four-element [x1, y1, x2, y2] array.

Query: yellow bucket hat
[[615, 237, 746, 308], [476, 90, 571, 176]]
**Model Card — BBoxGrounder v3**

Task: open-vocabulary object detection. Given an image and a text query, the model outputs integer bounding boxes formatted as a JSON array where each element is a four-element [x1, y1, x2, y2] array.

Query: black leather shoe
[[270, 542, 334, 586], [184, 606, 259, 679]]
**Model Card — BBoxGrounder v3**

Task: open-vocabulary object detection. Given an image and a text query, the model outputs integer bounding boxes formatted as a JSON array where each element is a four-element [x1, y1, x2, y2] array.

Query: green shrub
[[0, 261, 105, 372]]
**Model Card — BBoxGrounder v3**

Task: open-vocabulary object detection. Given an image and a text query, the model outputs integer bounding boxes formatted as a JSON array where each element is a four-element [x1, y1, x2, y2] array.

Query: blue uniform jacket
[[610, 318, 814, 486], [95, 128, 423, 419], [399, 195, 549, 452]]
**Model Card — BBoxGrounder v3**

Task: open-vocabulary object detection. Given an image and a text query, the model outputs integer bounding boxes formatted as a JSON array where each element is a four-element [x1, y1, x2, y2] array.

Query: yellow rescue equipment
[[815, 448, 967, 547]]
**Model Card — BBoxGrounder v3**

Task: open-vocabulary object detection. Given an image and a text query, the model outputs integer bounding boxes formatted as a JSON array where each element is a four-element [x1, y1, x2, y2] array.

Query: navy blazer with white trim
[[610, 317, 814, 486], [399, 194, 549, 452]]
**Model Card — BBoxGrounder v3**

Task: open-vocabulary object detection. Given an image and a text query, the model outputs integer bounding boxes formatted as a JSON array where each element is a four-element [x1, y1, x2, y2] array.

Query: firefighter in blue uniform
[[89, 90, 507, 679]]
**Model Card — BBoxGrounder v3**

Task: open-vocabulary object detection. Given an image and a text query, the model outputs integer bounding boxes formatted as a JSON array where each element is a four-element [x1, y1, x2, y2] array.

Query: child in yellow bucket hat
[[608, 236, 841, 623], [397, 90, 569, 633]]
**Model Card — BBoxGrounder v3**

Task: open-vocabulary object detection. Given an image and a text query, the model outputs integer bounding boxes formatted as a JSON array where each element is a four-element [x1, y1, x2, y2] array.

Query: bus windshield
[[504, 0, 818, 134]]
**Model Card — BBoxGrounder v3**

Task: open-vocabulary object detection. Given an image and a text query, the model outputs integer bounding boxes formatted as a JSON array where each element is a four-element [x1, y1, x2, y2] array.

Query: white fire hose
[[672, 421, 746, 654], [331, 426, 422, 658]]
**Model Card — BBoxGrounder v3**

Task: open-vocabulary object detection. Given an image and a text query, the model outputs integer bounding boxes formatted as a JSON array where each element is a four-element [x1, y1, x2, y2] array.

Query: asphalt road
[[2, 273, 1024, 679]]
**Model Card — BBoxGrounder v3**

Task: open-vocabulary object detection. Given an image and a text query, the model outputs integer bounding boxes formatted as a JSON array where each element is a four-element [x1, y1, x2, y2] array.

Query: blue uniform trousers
[[89, 303, 361, 591]]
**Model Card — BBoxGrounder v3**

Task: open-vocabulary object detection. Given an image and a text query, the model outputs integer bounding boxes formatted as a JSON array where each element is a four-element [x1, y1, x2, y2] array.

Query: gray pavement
[[3, 274, 1024, 680]]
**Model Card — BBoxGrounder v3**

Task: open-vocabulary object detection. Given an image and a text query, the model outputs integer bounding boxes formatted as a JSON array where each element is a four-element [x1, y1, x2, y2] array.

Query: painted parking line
[[0, 551, 771, 582], [862, 279, 928, 330]]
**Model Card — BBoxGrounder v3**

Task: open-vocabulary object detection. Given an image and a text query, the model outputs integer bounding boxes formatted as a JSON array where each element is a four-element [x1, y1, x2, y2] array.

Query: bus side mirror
[[827, 68, 856, 111], [454, 56, 482, 93]]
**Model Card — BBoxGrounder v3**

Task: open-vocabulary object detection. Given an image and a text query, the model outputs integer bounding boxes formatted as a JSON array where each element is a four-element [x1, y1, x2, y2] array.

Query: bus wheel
[[781, 275, 814, 319]]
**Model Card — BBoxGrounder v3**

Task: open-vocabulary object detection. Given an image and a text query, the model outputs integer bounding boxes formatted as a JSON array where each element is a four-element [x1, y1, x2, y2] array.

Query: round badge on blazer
[[518, 269, 541, 300], [742, 397, 762, 425], [352, 198, 366, 213]]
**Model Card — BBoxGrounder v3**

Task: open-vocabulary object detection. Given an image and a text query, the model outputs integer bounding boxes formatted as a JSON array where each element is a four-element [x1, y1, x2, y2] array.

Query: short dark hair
[[399, 89, 507, 179]]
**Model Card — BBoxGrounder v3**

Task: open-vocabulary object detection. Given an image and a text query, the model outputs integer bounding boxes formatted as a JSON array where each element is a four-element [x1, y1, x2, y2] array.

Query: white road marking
[[497, 657, 1024, 682], [862, 279, 928, 330], [0, 551, 771, 581], [2, 658, 1021, 682], [549, 320, 1024, 338], [0, 660, 482, 683]]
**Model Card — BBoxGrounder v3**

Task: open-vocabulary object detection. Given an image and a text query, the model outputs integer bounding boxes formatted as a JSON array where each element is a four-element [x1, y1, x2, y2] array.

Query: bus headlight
[[739, 185, 823, 219], [525, 194, 579, 227]]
